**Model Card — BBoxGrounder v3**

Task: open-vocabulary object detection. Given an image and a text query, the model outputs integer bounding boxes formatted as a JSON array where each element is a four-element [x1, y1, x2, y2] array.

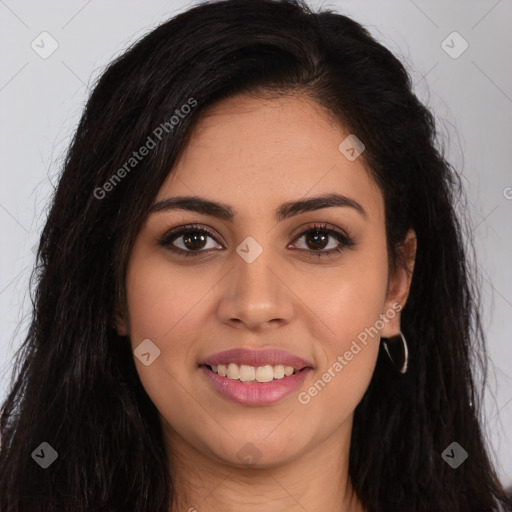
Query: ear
[[380, 229, 417, 337], [114, 304, 130, 337]]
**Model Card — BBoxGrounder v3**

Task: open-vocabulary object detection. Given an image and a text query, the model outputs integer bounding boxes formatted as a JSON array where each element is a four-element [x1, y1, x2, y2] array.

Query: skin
[[116, 93, 416, 512]]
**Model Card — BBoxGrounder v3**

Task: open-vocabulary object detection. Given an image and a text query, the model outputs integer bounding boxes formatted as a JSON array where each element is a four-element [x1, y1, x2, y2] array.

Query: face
[[117, 93, 415, 470]]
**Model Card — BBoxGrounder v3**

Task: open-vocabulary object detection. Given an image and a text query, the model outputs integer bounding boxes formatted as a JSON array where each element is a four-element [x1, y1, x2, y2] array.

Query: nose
[[216, 246, 295, 331]]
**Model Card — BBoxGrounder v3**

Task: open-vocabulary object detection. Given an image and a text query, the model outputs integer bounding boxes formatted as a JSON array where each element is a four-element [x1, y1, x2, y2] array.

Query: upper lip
[[200, 348, 314, 370]]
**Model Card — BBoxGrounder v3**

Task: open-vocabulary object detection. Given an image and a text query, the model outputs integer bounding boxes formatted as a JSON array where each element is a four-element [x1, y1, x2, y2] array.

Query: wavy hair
[[1, 0, 511, 510]]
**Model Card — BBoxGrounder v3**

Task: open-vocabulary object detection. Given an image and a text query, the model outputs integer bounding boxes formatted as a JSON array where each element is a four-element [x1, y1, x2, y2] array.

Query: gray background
[[1, 0, 511, 487]]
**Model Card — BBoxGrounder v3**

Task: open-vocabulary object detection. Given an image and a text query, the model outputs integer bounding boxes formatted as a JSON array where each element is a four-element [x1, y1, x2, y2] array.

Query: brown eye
[[303, 230, 330, 250], [181, 231, 208, 251], [158, 224, 223, 257], [158, 222, 355, 259], [291, 223, 355, 258]]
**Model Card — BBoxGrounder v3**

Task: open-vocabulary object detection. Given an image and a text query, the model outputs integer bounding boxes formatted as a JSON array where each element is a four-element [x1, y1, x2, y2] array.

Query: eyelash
[[157, 222, 355, 259]]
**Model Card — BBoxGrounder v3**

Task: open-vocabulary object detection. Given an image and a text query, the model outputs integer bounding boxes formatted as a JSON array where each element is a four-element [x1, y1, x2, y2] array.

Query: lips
[[198, 348, 314, 406], [199, 365, 313, 406], [199, 348, 314, 371]]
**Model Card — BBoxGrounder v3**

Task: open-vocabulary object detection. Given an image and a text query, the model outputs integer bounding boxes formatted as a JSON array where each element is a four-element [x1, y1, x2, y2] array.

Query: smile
[[200, 365, 311, 406], [207, 363, 298, 383]]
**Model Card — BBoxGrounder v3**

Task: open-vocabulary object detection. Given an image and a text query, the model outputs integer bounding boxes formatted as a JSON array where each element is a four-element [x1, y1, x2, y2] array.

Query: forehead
[[155, 94, 383, 222]]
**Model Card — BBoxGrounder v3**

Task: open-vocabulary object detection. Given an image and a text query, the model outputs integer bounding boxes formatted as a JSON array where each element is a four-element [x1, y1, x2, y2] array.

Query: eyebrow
[[149, 193, 368, 222]]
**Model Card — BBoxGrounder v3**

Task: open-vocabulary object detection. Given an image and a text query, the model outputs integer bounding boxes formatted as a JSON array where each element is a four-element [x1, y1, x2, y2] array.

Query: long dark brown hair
[[1, 0, 510, 510]]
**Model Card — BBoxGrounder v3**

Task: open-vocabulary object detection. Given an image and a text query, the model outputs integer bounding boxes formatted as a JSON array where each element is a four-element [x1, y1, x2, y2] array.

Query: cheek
[[123, 249, 213, 394], [123, 251, 212, 426], [307, 235, 389, 353], [297, 290, 385, 425], [125, 251, 213, 343], [297, 241, 388, 415]]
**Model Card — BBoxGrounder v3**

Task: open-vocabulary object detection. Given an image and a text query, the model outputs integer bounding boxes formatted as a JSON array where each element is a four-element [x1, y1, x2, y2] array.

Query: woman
[[1, 0, 510, 510]]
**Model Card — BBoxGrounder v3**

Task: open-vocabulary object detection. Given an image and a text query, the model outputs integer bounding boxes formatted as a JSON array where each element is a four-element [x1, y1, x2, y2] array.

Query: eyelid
[[288, 222, 355, 258], [157, 221, 356, 257], [156, 222, 222, 253]]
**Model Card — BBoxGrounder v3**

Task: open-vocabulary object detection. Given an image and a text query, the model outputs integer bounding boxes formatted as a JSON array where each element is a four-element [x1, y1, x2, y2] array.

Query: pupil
[[307, 231, 327, 250], [184, 232, 206, 250]]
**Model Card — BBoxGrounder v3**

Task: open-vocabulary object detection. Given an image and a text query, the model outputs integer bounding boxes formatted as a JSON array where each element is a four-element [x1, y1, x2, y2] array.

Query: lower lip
[[199, 366, 312, 406]]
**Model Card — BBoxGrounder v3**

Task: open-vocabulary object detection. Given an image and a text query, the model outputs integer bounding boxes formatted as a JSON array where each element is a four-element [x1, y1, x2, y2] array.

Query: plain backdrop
[[1, 0, 511, 488]]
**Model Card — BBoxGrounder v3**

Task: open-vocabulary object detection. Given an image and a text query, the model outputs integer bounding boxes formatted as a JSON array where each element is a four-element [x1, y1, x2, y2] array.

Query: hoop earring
[[381, 331, 408, 374]]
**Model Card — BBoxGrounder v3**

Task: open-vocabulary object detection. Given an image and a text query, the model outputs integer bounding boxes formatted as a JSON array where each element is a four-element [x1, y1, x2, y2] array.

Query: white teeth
[[284, 366, 294, 377], [227, 363, 240, 379], [255, 365, 274, 383], [273, 365, 285, 379], [239, 364, 255, 382], [209, 363, 298, 382]]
